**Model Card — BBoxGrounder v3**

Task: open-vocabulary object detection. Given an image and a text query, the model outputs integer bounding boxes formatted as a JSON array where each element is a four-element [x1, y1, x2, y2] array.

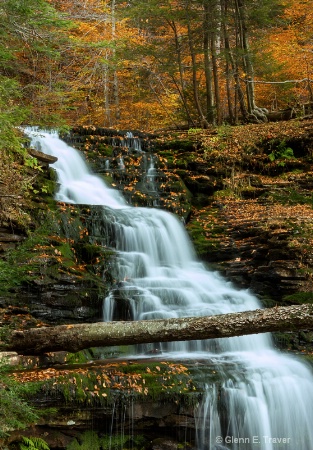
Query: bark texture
[[3, 304, 313, 355]]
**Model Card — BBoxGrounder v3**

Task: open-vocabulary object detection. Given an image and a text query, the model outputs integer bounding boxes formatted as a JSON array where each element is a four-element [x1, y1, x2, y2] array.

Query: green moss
[[66, 431, 101, 450], [97, 144, 114, 157], [272, 332, 294, 349], [187, 208, 226, 258], [175, 169, 188, 177], [0, 224, 55, 295], [66, 431, 147, 450], [173, 158, 188, 169], [42, 361, 199, 407], [262, 188, 313, 206], [158, 139, 195, 152], [158, 151, 172, 158], [65, 349, 93, 365], [213, 188, 240, 200], [0, 203, 113, 304], [102, 174, 114, 184], [282, 292, 313, 305], [301, 354, 313, 367], [187, 229, 221, 257], [0, 260, 32, 295]]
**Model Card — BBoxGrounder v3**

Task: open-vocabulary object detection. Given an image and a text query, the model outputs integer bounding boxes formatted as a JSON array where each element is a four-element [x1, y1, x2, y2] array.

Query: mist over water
[[26, 128, 313, 449]]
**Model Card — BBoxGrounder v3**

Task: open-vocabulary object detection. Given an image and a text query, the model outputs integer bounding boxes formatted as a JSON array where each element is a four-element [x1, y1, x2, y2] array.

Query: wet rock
[[0, 227, 25, 252], [162, 414, 195, 429], [7, 428, 76, 450], [28, 148, 58, 165], [127, 402, 177, 420], [62, 128, 193, 220], [184, 175, 221, 195], [268, 260, 306, 279], [0, 351, 20, 365], [149, 438, 181, 450]]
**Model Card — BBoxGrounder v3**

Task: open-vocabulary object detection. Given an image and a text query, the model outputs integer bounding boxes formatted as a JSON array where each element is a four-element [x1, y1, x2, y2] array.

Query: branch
[[245, 78, 313, 84], [0, 195, 22, 198], [2, 304, 313, 355]]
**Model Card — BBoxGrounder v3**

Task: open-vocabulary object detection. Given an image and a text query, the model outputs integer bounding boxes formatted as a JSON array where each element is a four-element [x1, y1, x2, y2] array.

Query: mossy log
[[2, 304, 313, 355]]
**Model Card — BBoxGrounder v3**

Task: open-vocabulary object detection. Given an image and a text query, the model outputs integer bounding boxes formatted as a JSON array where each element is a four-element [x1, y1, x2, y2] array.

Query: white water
[[26, 128, 313, 449], [27, 129, 126, 208]]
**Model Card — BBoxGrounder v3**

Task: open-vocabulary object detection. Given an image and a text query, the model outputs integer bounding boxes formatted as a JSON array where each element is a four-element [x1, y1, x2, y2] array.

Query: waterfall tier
[[25, 128, 313, 450]]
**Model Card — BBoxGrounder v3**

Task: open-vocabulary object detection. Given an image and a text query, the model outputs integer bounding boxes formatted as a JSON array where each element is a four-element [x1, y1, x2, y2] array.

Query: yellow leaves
[[264, 0, 313, 93], [11, 361, 193, 401]]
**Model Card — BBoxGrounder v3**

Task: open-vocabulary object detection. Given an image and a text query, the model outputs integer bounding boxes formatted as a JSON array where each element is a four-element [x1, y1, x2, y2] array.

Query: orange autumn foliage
[[13, 0, 313, 130]]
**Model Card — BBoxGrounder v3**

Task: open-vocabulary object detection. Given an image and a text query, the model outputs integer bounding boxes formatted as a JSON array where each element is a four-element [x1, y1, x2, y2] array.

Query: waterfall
[[125, 131, 143, 152], [26, 128, 313, 450], [145, 155, 158, 194], [27, 129, 127, 208], [118, 156, 125, 170]]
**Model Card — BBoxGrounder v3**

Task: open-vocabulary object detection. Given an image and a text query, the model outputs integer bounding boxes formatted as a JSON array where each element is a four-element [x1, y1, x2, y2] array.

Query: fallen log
[[1, 304, 313, 355], [266, 108, 296, 121]]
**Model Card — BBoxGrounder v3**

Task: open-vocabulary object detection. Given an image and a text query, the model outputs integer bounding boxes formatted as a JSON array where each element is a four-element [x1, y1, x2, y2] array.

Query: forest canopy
[[1, 0, 312, 131]]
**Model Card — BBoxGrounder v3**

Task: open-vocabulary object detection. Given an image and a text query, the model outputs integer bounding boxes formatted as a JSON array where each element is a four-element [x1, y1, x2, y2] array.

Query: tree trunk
[[235, 0, 255, 113], [103, 51, 111, 126], [111, 0, 120, 122], [186, 0, 209, 128], [203, 0, 215, 124], [221, 0, 234, 123], [168, 19, 195, 127], [3, 304, 313, 355], [210, 28, 222, 125]]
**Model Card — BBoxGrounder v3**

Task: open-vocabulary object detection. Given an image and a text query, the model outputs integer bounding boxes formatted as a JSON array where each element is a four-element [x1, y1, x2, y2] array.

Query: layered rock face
[[2, 122, 313, 338], [63, 123, 313, 307]]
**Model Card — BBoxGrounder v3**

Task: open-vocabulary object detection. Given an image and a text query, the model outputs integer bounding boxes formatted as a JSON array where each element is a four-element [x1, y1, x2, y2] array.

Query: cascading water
[[26, 128, 313, 450]]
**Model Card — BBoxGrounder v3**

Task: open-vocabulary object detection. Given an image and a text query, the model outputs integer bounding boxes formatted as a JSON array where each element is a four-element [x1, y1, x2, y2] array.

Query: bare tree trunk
[[210, 28, 222, 125], [168, 20, 195, 127], [221, 0, 234, 123], [111, 0, 120, 122], [186, 0, 209, 128], [203, 0, 215, 124], [235, 0, 255, 113], [3, 304, 313, 355], [103, 52, 111, 126], [225, 60, 233, 123], [231, 1, 248, 119]]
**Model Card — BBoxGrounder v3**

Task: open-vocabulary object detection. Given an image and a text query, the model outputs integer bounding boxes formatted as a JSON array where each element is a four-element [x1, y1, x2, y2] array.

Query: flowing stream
[[26, 129, 313, 450]]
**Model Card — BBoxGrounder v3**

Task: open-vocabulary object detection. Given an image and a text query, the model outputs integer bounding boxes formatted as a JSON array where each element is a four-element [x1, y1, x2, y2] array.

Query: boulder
[[28, 148, 58, 165]]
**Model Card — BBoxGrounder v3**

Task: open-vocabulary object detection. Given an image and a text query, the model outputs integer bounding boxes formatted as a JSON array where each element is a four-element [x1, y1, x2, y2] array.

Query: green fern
[[19, 436, 50, 450], [268, 139, 294, 166]]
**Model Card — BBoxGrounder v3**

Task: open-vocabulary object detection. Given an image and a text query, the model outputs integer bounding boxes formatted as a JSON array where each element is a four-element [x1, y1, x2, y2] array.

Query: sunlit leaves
[[12, 361, 195, 403], [259, 0, 313, 107]]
